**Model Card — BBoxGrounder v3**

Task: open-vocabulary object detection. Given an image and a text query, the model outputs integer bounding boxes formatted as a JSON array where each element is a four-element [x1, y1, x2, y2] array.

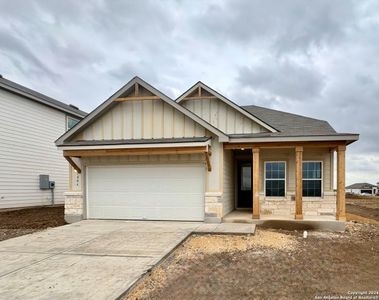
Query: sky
[[0, 0, 378, 185]]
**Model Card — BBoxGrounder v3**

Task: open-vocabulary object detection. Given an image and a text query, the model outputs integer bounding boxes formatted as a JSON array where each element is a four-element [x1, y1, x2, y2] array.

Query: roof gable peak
[[176, 81, 278, 133], [55, 76, 229, 146]]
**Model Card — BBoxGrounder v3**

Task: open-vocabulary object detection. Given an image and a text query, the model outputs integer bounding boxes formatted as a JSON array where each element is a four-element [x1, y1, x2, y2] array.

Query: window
[[241, 164, 251, 191], [67, 116, 79, 131], [265, 162, 286, 197], [302, 161, 322, 197]]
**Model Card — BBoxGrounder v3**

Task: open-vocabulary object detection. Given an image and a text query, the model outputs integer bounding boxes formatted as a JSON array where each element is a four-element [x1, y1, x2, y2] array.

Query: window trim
[[302, 160, 323, 197], [264, 161, 287, 198], [66, 116, 80, 131]]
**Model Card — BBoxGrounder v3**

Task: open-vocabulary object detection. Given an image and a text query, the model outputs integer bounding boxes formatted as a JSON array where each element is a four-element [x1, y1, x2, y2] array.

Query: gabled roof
[[346, 183, 377, 189], [0, 76, 86, 118], [176, 81, 278, 133], [242, 105, 336, 136], [55, 77, 229, 146]]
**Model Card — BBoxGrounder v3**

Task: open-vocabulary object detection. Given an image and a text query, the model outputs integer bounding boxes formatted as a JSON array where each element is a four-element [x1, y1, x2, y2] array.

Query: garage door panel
[[87, 164, 204, 221], [89, 206, 204, 221], [89, 192, 203, 207]]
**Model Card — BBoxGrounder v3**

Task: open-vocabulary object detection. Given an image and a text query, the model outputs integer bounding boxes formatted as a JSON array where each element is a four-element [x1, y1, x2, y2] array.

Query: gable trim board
[[176, 81, 278, 133], [56, 77, 229, 146]]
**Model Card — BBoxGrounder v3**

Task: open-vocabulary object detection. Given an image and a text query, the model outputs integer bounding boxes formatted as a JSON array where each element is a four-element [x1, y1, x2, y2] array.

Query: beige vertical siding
[[182, 98, 268, 134], [0, 89, 69, 208], [77, 99, 207, 141], [223, 149, 235, 215]]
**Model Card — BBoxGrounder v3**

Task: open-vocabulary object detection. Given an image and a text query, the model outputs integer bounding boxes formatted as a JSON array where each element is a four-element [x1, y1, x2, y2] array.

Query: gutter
[[228, 134, 359, 144], [58, 140, 212, 151]]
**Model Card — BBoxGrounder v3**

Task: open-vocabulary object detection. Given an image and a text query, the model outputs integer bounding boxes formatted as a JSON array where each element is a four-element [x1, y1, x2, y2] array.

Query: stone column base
[[64, 191, 83, 223], [204, 192, 223, 223]]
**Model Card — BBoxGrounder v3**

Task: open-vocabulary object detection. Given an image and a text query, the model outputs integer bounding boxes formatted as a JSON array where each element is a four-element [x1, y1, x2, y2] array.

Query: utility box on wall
[[39, 175, 50, 189]]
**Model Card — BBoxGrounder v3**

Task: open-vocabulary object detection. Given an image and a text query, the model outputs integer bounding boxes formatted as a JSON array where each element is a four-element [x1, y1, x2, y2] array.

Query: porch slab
[[223, 211, 345, 232], [194, 223, 256, 235]]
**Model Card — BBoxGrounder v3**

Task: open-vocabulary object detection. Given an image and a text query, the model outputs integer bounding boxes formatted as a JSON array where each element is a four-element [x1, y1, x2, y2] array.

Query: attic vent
[[69, 104, 79, 110]]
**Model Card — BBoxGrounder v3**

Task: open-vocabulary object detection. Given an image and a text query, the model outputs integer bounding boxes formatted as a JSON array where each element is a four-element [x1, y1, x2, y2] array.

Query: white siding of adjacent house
[[181, 98, 268, 134], [74, 99, 207, 141], [0, 89, 69, 209]]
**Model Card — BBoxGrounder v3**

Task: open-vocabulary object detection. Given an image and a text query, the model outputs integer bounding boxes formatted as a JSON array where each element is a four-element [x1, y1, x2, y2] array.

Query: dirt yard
[[346, 197, 379, 222], [0, 206, 65, 241], [125, 223, 379, 300]]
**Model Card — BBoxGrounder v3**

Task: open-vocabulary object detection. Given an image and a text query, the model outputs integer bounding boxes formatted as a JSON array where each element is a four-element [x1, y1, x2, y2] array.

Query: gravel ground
[[125, 223, 379, 300], [0, 206, 65, 241]]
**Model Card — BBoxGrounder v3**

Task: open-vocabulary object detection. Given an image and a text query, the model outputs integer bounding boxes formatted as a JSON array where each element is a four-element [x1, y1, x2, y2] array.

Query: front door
[[237, 161, 252, 208]]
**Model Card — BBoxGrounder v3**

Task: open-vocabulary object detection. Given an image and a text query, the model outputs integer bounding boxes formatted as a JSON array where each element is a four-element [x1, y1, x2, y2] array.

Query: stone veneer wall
[[64, 191, 83, 223], [204, 192, 223, 223], [260, 192, 336, 217]]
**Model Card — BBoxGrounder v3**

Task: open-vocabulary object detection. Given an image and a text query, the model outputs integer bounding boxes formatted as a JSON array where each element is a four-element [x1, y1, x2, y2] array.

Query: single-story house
[[0, 75, 86, 209], [56, 77, 359, 223], [346, 183, 378, 195]]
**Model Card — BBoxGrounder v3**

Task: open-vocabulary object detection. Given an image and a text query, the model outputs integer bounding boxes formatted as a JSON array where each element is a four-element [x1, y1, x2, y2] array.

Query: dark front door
[[237, 161, 252, 208]]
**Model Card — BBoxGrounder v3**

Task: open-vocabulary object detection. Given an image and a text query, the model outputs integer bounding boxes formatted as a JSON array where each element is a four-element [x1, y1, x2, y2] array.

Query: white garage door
[[87, 164, 204, 221]]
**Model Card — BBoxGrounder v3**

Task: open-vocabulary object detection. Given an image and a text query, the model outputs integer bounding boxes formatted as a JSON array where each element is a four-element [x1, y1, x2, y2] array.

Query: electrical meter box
[[49, 181, 55, 189], [39, 175, 50, 189]]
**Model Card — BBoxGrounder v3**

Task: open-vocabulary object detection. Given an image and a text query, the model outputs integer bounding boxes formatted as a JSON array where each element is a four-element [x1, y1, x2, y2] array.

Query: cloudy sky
[[1, 0, 378, 185]]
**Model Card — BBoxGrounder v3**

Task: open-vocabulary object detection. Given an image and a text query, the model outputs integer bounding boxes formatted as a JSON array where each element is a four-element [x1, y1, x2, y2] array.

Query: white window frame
[[264, 161, 287, 198], [66, 116, 80, 131], [302, 160, 323, 197]]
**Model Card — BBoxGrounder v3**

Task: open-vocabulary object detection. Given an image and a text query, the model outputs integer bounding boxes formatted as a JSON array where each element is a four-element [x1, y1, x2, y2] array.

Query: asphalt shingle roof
[[242, 105, 337, 136]]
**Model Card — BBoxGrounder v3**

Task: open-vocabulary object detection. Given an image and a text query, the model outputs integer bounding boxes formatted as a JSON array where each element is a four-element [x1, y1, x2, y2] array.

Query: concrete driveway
[[0, 220, 200, 300]]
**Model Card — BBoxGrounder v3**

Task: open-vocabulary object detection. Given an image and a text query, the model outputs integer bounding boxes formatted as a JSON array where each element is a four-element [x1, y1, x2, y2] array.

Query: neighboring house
[[0, 76, 86, 209], [56, 77, 359, 223], [346, 183, 378, 195]]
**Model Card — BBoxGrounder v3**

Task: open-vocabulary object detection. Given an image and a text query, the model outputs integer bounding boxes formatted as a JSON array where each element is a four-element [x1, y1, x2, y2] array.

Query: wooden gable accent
[[181, 96, 269, 135], [176, 82, 277, 134], [72, 97, 208, 142]]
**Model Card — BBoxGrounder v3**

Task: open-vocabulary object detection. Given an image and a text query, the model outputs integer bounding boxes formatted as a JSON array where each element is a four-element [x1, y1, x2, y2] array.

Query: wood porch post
[[336, 145, 346, 221], [295, 146, 303, 219], [252, 148, 260, 219]]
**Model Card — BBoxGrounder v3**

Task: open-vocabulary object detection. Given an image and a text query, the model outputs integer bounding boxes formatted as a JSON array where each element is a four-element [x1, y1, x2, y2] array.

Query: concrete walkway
[[0, 220, 255, 300]]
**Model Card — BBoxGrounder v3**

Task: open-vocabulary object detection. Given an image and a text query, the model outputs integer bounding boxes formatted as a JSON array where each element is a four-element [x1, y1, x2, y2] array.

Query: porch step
[[222, 216, 254, 224], [194, 223, 256, 235], [222, 211, 254, 224]]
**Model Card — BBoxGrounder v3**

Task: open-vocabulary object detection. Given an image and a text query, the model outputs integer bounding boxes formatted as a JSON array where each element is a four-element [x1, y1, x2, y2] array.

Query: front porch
[[221, 141, 348, 222], [223, 210, 345, 231]]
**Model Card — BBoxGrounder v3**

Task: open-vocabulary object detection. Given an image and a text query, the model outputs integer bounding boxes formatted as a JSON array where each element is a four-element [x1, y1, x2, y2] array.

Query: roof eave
[[228, 134, 360, 144], [0, 82, 86, 118], [58, 139, 212, 151]]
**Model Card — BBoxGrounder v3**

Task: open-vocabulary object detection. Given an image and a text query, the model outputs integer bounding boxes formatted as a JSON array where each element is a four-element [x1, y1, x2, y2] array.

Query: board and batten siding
[[181, 98, 268, 134], [75, 99, 207, 141], [0, 89, 69, 209]]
